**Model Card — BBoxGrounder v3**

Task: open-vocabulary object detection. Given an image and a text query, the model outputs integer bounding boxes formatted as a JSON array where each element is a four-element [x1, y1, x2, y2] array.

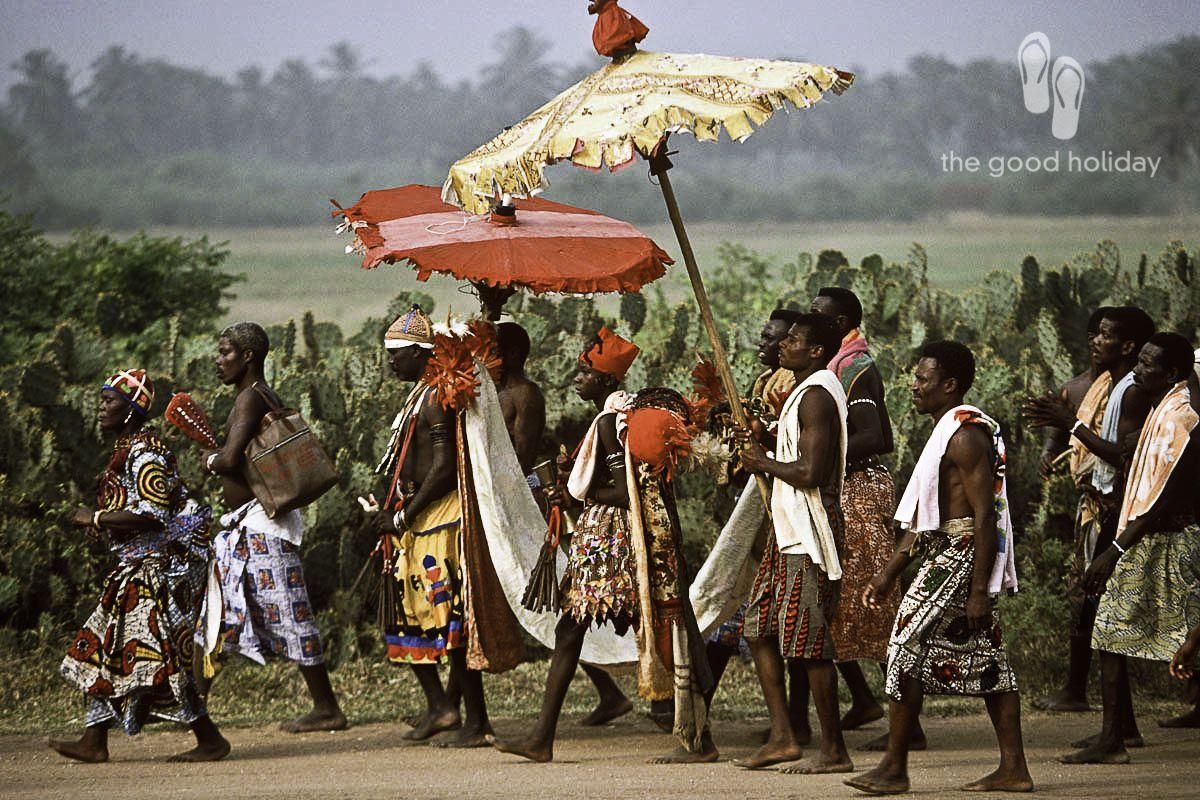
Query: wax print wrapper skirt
[[60, 510, 212, 734], [1092, 523, 1200, 661], [742, 508, 844, 660], [885, 518, 1017, 701], [213, 524, 325, 666], [833, 465, 899, 662]]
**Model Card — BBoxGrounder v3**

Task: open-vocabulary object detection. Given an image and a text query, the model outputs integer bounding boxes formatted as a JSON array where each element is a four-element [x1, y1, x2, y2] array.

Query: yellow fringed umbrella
[[442, 7, 853, 500], [443, 49, 852, 215]]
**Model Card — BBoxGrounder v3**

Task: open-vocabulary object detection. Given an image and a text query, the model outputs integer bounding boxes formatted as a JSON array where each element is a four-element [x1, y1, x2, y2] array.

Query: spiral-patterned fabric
[[61, 429, 211, 735]]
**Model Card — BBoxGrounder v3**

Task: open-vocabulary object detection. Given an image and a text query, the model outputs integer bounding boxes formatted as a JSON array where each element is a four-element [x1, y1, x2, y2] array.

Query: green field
[[125, 213, 1199, 331]]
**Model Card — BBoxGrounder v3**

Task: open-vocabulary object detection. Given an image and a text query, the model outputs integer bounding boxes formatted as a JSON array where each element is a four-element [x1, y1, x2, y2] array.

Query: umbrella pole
[[647, 148, 773, 512]]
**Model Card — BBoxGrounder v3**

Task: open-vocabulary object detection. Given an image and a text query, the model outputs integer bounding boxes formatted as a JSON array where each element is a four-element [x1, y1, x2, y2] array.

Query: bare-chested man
[[1029, 307, 1108, 712], [847, 341, 1032, 795], [201, 322, 346, 733], [1024, 306, 1155, 739], [735, 313, 854, 775], [1059, 332, 1200, 764], [492, 326, 717, 762], [495, 321, 633, 727], [373, 305, 490, 746], [808, 287, 902, 747]]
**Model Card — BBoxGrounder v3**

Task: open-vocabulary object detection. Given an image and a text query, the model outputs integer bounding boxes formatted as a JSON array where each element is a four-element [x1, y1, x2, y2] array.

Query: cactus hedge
[[1, 207, 1197, 687]]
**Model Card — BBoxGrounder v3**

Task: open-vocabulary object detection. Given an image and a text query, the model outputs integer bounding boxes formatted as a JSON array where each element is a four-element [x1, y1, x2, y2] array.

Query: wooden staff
[[646, 138, 773, 514]]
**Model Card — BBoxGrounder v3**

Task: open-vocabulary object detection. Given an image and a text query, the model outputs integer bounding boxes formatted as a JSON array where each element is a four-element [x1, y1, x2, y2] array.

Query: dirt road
[[5, 711, 1198, 799]]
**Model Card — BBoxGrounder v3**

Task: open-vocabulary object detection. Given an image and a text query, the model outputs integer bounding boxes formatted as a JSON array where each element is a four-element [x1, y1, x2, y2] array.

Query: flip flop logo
[[1018, 32, 1085, 140]]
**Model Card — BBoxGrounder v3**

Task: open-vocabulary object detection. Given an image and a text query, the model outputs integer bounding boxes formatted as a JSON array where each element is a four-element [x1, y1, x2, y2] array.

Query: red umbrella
[[333, 184, 672, 295]]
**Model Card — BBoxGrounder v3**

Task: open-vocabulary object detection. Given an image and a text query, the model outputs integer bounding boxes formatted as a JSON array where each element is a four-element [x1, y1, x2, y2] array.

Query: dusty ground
[[5, 710, 1199, 800]]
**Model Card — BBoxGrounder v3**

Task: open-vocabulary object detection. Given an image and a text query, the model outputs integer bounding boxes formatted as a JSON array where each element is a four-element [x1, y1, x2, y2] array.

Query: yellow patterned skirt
[[1092, 523, 1200, 661], [384, 491, 465, 664]]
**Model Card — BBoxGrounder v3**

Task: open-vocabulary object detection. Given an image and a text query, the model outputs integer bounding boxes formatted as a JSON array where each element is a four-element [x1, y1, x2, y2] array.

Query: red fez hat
[[579, 326, 640, 381]]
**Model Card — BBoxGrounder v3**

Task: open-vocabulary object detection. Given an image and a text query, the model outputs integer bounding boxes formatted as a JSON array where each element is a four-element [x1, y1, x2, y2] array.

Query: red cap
[[579, 326, 639, 381]]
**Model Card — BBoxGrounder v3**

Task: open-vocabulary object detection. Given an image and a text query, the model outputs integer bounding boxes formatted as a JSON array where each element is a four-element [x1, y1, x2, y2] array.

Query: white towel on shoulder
[[895, 404, 1018, 596], [1090, 371, 1135, 495], [771, 369, 847, 579]]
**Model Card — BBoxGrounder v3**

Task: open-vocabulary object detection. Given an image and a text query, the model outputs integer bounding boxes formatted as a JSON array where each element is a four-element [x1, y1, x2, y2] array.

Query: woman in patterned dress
[[49, 369, 230, 763]]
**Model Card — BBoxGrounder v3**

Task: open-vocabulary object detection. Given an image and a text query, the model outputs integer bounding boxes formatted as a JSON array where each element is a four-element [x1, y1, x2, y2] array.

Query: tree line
[[2, 30, 1197, 226]]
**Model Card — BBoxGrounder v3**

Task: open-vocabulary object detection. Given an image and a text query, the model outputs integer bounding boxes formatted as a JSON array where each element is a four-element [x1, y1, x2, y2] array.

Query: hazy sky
[[2, 0, 1197, 90]]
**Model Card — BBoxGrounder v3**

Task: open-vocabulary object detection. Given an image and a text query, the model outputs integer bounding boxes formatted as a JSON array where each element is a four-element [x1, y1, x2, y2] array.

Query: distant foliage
[[1, 211, 1197, 685], [1, 34, 1198, 225]]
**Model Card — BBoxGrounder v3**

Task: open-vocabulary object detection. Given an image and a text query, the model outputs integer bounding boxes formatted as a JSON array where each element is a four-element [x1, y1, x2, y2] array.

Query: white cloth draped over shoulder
[[894, 404, 1018, 596], [687, 369, 848, 633], [464, 376, 637, 664], [771, 369, 847, 578], [1089, 371, 1135, 495], [566, 391, 632, 501]]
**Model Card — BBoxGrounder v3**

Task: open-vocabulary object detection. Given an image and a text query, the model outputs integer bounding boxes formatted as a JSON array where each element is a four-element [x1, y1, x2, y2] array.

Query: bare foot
[[167, 736, 231, 762], [430, 723, 494, 749], [1033, 688, 1094, 712], [580, 695, 634, 726], [779, 754, 855, 774], [844, 763, 910, 796], [750, 725, 811, 746], [859, 729, 926, 752], [841, 703, 885, 731], [1158, 708, 1200, 728], [732, 739, 803, 770], [1071, 732, 1144, 749], [489, 734, 552, 763], [962, 767, 1034, 792], [1057, 742, 1130, 764], [647, 743, 720, 764], [48, 737, 108, 763], [402, 708, 461, 741], [280, 708, 348, 733]]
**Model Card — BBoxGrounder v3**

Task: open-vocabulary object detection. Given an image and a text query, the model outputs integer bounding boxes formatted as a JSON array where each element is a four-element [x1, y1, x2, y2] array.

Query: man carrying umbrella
[[734, 313, 854, 775], [810, 288, 901, 739]]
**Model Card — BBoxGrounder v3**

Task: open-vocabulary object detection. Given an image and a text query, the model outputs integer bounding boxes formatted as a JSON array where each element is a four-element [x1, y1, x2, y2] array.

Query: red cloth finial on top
[[589, 0, 648, 58]]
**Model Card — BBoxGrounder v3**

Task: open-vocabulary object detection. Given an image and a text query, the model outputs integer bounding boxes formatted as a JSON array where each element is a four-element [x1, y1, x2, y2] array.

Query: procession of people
[[39, 3, 1200, 795], [49, 281, 1200, 796]]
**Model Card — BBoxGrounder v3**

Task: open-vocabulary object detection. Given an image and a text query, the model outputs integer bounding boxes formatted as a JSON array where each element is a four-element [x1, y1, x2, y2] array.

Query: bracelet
[[1111, 540, 1126, 555], [1070, 420, 1085, 436], [92, 510, 104, 529], [393, 510, 408, 531], [206, 452, 219, 473]]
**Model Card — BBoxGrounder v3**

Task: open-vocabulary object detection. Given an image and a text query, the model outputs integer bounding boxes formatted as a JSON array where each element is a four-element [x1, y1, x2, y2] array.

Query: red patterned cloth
[[743, 506, 844, 659], [832, 465, 899, 662]]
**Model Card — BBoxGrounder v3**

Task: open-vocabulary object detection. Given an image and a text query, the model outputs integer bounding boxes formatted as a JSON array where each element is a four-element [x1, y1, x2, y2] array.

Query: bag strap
[[250, 381, 285, 412]]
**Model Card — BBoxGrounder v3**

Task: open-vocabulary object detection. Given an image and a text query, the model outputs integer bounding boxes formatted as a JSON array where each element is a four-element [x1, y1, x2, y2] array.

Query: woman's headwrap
[[385, 304, 435, 350], [579, 326, 640, 381], [103, 369, 154, 416]]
